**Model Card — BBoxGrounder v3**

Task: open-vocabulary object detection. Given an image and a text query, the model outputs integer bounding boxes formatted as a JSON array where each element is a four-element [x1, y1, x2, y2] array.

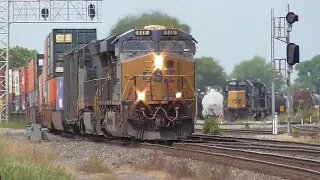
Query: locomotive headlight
[[154, 55, 164, 70], [137, 91, 146, 101], [175, 92, 182, 99]]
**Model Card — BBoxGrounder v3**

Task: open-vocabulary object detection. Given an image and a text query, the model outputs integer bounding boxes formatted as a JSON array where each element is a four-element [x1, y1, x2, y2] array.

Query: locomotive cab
[[111, 25, 197, 139]]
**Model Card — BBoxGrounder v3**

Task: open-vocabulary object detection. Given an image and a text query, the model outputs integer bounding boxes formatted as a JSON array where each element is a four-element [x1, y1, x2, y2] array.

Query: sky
[[11, 0, 320, 76]]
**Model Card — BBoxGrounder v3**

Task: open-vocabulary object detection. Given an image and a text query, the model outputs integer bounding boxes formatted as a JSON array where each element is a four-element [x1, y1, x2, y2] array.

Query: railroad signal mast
[[271, 5, 299, 133], [0, 0, 103, 121]]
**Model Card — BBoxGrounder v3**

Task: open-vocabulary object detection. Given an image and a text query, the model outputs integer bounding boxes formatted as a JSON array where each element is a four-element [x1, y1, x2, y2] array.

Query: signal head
[[286, 12, 299, 24]]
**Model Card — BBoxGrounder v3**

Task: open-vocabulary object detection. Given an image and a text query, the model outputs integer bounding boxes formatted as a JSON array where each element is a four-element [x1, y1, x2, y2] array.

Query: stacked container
[[43, 29, 97, 111], [19, 66, 29, 111], [8, 69, 13, 112], [13, 70, 20, 111]]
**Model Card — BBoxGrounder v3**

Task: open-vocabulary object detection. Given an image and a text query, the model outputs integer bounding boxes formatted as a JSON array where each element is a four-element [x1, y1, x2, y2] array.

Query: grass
[[138, 152, 234, 179], [140, 152, 195, 179], [0, 135, 74, 180], [221, 109, 320, 125], [0, 119, 30, 129], [203, 118, 221, 135], [0, 159, 73, 180], [78, 155, 110, 174]]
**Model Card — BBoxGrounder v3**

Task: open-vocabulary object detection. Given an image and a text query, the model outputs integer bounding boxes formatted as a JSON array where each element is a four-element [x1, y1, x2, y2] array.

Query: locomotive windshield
[[159, 40, 190, 52], [123, 40, 154, 52], [226, 81, 246, 91]]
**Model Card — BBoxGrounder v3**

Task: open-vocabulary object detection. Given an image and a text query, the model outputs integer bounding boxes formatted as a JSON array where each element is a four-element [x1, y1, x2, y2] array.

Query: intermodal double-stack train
[[9, 25, 198, 140]]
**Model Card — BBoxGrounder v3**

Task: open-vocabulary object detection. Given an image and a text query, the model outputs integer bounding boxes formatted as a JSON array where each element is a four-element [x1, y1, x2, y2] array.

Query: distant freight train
[[10, 26, 198, 140], [223, 79, 268, 121]]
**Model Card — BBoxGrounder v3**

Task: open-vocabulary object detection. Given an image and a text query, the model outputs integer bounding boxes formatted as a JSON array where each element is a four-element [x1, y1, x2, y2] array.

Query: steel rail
[[191, 134, 320, 149], [141, 143, 320, 180]]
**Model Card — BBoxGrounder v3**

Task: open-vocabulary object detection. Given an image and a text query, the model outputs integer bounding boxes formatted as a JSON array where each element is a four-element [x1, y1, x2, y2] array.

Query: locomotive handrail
[[120, 74, 198, 120]]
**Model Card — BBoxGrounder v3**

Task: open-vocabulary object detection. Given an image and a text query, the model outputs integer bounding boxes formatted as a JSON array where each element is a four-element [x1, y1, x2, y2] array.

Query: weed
[[78, 155, 110, 174], [141, 152, 195, 179], [203, 118, 221, 135], [0, 119, 30, 129], [292, 129, 300, 138], [0, 137, 74, 179]]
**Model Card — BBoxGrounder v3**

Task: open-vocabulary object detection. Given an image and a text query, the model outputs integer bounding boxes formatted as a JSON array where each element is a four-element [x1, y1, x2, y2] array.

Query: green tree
[[196, 56, 226, 91], [3, 46, 38, 69], [109, 11, 190, 35], [230, 56, 282, 91], [295, 55, 320, 91]]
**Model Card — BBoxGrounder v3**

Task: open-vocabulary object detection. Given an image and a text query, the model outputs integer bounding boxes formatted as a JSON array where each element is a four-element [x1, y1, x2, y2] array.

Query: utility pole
[[0, 0, 103, 121], [271, 4, 299, 134]]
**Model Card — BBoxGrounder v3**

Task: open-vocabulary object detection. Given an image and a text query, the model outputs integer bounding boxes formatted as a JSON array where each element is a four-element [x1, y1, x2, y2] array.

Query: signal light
[[286, 12, 298, 25], [88, 4, 96, 20], [286, 43, 299, 66], [41, 8, 49, 20]]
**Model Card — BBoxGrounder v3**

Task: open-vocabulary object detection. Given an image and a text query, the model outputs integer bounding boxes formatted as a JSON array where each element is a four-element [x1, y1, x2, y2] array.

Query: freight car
[[265, 92, 287, 115], [39, 25, 197, 140], [293, 89, 320, 113], [223, 79, 268, 121]]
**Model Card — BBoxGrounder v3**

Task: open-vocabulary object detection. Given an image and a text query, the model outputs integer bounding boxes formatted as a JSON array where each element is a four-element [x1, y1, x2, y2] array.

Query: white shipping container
[[13, 70, 20, 95], [9, 69, 12, 94], [27, 90, 38, 107]]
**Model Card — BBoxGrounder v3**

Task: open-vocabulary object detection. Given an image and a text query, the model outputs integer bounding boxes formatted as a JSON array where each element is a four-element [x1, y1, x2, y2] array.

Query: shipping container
[[20, 66, 29, 94], [13, 70, 20, 96], [46, 29, 97, 78], [9, 69, 12, 94], [27, 58, 36, 93], [38, 74, 43, 111], [8, 93, 13, 112], [14, 95, 21, 112], [27, 90, 38, 108], [37, 54, 44, 77], [56, 77, 63, 110], [44, 80, 49, 105], [43, 38, 49, 82], [48, 78, 57, 107], [21, 93, 27, 111], [8, 69, 13, 112]]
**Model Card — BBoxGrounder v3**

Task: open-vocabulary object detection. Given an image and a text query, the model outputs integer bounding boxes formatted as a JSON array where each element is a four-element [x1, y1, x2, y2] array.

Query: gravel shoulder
[[3, 129, 285, 180]]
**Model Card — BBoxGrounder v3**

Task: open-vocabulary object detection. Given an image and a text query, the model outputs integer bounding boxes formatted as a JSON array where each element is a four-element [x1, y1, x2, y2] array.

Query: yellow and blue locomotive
[[223, 79, 267, 121], [49, 25, 197, 140]]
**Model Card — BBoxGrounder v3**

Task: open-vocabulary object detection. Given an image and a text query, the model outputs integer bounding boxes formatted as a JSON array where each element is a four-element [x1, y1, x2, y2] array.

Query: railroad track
[[189, 134, 320, 157], [220, 128, 275, 135], [141, 142, 320, 180], [191, 134, 320, 147], [292, 126, 320, 136], [47, 131, 320, 179]]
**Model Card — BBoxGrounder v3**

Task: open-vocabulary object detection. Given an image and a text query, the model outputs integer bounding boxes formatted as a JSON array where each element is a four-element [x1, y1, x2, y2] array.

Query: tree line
[[8, 11, 319, 93]]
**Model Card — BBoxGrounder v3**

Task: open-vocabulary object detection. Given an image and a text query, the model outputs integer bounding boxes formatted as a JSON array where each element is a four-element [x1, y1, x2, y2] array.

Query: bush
[[203, 118, 221, 135], [292, 129, 300, 138], [0, 120, 30, 129]]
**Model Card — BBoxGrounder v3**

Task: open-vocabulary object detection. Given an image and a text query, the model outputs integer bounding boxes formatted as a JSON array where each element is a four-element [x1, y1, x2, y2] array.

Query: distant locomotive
[[39, 25, 197, 140], [223, 79, 267, 121]]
